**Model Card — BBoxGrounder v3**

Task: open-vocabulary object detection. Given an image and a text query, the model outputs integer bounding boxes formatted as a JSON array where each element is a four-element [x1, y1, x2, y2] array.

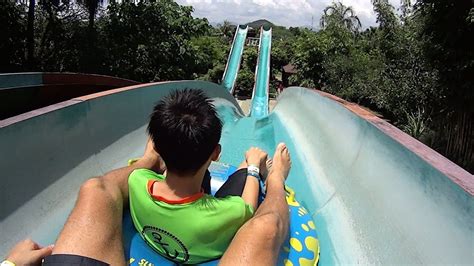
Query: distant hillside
[[243, 19, 300, 40], [210, 21, 238, 28], [245, 19, 274, 29]]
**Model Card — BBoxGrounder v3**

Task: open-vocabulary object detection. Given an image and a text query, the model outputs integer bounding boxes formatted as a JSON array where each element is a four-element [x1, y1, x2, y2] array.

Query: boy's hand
[[5, 239, 53, 266], [245, 147, 268, 166]]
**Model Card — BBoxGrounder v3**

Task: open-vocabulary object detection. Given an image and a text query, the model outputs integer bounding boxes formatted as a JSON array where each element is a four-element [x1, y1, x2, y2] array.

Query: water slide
[[1, 55, 473, 265], [250, 26, 272, 118], [221, 25, 248, 93], [0, 72, 139, 120]]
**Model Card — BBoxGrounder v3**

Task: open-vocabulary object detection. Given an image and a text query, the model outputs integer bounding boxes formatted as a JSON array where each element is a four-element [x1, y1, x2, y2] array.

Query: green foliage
[[271, 40, 292, 74], [2, 0, 471, 171], [0, 1, 26, 72], [191, 36, 228, 76], [242, 47, 258, 72], [272, 26, 296, 40], [321, 2, 361, 32], [217, 20, 235, 42], [34, 1, 85, 72], [403, 108, 430, 139], [293, 1, 439, 122], [2, 0, 210, 82], [416, 0, 474, 171], [292, 29, 331, 88], [418, 0, 473, 112], [289, 0, 471, 171], [100, 1, 209, 81], [236, 68, 254, 95], [199, 63, 225, 83]]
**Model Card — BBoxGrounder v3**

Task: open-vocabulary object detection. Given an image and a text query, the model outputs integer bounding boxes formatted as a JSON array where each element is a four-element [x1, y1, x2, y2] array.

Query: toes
[[276, 142, 286, 151], [266, 159, 273, 169]]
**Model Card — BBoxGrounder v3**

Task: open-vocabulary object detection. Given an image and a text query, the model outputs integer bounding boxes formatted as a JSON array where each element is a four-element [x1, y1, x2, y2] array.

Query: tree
[[35, 0, 84, 72], [235, 68, 254, 96], [192, 35, 228, 78], [0, 1, 26, 72], [26, 0, 36, 68], [320, 2, 361, 32], [292, 29, 329, 88], [76, 0, 104, 72], [242, 47, 258, 72], [219, 20, 234, 41], [372, 0, 398, 29], [101, 1, 209, 81], [271, 41, 291, 75], [417, 0, 474, 170], [77, 0, 103, 30]]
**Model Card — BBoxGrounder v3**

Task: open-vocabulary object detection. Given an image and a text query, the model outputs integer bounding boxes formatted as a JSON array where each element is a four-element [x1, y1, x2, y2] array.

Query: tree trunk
[[444, 111, 474, 172], [27, 0, 36, 69], [81, 1, 98, 73], [88, 5, 95, 30]]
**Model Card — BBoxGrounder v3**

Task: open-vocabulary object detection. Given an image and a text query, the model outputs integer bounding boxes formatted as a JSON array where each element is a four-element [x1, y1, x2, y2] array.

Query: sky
[[175, 0, 401, 29]]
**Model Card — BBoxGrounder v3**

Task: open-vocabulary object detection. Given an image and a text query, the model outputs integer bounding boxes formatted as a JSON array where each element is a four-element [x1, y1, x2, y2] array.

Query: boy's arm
[[240, 147, 268, 210], [240, 172, 260, 210]]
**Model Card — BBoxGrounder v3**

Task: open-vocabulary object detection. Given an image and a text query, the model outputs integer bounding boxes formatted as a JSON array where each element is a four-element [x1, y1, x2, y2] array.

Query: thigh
[[52, 178, 126, 266], [214, 168, 248, 198], [219, 213, 284, 266]]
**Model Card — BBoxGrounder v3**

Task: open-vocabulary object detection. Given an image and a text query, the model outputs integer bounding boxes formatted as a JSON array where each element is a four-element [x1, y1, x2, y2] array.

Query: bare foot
[[269, 143, 291, 181], [245, 147, 268, 168], [138, 138, 166, 173], [260, 159, 273, 181]]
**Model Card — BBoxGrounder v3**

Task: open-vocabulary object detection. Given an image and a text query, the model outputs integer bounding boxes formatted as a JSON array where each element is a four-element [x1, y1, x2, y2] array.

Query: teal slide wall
[[0, 82, 472, 264], [221, 25, 248, 93], [250, 27, 272, 118], [0, 72, 43, 90], [0, 72, 138, 119]]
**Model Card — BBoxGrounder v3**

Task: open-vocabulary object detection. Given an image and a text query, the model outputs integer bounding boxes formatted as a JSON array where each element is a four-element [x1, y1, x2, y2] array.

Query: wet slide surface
[[1, 82, 472, 264], [221, 26, 248, 93]]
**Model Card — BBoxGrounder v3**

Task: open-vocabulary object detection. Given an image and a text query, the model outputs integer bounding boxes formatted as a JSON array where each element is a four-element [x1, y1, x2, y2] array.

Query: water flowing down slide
[[221, 25, 248, 93], [250, 26, 272, 118]]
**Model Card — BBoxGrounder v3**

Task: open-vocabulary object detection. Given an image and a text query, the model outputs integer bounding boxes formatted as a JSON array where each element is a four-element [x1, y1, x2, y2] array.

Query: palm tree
[[320, 2, 361, 32], [219, 20, 234, 41]]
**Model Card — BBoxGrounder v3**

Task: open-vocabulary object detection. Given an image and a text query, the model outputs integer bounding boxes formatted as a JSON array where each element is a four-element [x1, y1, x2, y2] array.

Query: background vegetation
[[0, 0, 472, 172]]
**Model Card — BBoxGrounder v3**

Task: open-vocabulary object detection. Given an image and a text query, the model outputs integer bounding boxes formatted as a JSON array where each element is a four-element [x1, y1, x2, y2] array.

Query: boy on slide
[[1, 88, 292, 264], [128, 89, 270, 264]]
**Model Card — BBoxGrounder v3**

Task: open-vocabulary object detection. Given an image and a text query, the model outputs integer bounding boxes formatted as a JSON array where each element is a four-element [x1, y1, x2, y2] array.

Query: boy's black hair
[[148, 89, 222, 174]]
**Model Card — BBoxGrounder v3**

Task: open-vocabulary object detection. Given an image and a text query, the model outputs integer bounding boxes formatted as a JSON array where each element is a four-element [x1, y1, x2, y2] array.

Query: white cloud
[[176, 0, 401, 28]]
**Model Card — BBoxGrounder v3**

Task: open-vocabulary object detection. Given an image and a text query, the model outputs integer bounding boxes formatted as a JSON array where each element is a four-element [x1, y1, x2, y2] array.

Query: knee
[[247, 213, 288, 243], [79, 177, 106, 194], [79, 177, 122, 204], [78, 177, 113, 201]]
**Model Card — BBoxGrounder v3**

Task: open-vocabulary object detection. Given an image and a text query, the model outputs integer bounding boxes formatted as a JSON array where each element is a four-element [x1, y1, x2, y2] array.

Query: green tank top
[[128, 169, 254, 264]]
